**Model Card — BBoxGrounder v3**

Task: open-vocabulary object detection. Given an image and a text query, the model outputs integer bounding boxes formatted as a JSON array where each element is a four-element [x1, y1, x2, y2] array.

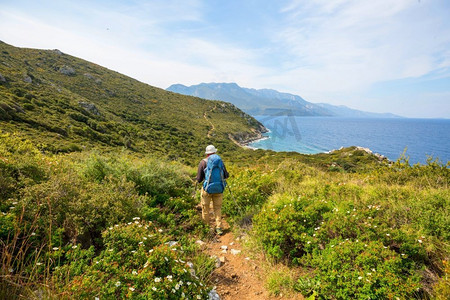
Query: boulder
[[60, 66, 76, 76], [79, 102, 100, 116], [23, 75, 32, 83]]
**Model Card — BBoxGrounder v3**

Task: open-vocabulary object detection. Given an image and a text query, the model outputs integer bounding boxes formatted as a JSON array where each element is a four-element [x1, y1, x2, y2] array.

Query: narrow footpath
[[203, 220, 277, 300]]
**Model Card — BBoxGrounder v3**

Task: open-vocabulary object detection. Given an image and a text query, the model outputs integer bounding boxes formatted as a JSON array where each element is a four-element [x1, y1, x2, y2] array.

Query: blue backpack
[[203, 154, 226, 194]]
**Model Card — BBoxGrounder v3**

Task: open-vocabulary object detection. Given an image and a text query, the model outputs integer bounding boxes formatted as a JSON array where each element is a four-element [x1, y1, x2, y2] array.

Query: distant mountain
[[167, 82, 401, 118]]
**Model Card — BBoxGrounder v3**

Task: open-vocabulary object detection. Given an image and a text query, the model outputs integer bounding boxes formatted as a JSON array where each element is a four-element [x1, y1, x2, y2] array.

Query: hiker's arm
[[196, 160, 206, 183]]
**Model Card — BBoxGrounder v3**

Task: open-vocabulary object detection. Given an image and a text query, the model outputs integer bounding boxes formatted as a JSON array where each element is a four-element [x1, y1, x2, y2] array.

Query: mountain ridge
[[167, 82, 402, 118]]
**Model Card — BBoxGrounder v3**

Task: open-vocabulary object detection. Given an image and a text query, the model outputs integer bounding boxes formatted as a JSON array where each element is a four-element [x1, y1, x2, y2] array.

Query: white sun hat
[[205, 145, 218, 154]]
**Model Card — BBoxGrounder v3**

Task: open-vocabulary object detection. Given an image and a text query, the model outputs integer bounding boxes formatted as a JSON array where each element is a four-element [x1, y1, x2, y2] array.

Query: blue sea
[[249, 116, 450, 165]]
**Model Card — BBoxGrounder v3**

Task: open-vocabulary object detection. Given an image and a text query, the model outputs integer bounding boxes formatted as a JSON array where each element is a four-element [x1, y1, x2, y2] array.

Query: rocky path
[[202, 220, 278, 300]]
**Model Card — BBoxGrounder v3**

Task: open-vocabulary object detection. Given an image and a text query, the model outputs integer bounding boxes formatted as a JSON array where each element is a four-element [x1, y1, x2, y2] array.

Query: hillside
[[0, 42, 265, 164], [167, 82, 401, 118], [1, 41, 448, 300]]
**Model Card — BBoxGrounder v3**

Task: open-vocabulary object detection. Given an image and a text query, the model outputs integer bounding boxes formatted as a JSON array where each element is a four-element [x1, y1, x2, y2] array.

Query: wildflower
[[128, 222, 132, 225], [132, 270, 138, 275], [36, 262, 42, 266], [53, 247, 59, 251], [418, 239, 423, 243], [131, 250, 136, 253], [155, 277, 161, 283], [144, 261, 149, 268], [135, 221, 139, 224], [187, 282, 191, 286], [372, 268, 376, 272], [166, 275, 173, 281], [182, 292, 186, 298], [172, 289, 176, 293], [149, 249, 154, 253], [158, 229, 163, 233], [114, 224, 119, 227], [367, 272, 372, 276], [72, 245, 78, 249], [313, 234, 316, 237], [197, 295, 202, 299], [115, 281, 121, 287], [386, 233, 390, 237], [8, 268, 13, 273], [331, 245, 334, 248], [179, 280, 183, 285], [164, 257, 168, 262], [108, 249, 113, 252], [152, 287, 157, 291], [143, 237, 148, 240], [175, 284, 180, 290], [307, 241, 311, 244], [109, 227, 113, 230], [303, 219, 306, 222], [95, 297, 99, 300], [358, 276, 363, 280], [31, 232, 36, 236], [139, 242, 144, 245], [129, 287, 135, 291]]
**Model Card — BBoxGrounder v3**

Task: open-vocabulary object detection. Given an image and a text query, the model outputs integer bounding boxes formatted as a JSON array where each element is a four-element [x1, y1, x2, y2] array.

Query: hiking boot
[[215, 227, 223, 235]]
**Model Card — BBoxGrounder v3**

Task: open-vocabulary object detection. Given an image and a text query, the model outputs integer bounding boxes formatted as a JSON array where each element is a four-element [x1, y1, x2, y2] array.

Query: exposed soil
[[203, 219, 279, 300]]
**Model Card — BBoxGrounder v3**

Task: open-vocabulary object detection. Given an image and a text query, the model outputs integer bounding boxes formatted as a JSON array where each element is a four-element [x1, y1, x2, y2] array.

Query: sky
[[1, 0, 449, 118]]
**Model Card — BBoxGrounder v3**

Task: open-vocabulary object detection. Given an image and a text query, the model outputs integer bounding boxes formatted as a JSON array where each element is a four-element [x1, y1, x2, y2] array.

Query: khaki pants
[[201, 187, 223, 229]]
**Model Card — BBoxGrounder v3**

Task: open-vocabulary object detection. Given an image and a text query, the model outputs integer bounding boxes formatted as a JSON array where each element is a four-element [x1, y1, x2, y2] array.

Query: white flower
[[132, 270, 138, 275], [175, 284, 180, 290], [95, 297, 99, 300], [139, 242, 144, 245], [53, 247, 59, 251], [31, 232, 36, 236], [307, 241, 311, 244], [187, 282, 191, 286], [172, 289, 176, 293], [158, 229, 163, 233], [358, 276, 363, 280], [418, 239, 423, 243], [143, 237, 147, 240], [128, 222, 132, 225], [152, 287, 157, 291], [149, 249, 154, 253], [164, 257, 168, 262], [182, 292, 186, 298], [197, 295, 202, 299], [131, 250, 136, 253], [36, 262, 42, 266], [155, 277, 161, 283], [144, 261, 149, 268], [72, 245, 78, 249], [166, 275, 173, 281], [386, 233, 390, 236], [129, 287, 135, 291], [8, 268, 13, 273], [367, 272, 372, 276], [115, 281, 121, 287]]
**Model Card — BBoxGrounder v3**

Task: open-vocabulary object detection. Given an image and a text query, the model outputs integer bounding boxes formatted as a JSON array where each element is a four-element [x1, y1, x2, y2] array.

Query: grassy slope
[[0, 41, 263, 165]]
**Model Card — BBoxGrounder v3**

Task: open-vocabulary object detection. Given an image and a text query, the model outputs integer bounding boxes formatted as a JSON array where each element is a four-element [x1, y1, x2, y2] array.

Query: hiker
[[196, 145, 229, 235]]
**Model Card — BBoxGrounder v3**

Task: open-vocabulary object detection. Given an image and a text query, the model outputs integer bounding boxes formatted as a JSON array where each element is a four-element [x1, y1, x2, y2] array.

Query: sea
[[248, 116, 450, 165]]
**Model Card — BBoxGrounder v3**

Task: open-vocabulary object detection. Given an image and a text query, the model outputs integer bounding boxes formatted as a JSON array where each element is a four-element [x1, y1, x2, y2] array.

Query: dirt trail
[[203, 106, 216, 138], [202, 219, 278, 300]]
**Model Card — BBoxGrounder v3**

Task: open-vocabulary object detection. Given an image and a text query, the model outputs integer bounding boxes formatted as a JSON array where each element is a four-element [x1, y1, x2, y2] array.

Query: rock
[[230, 249, 241, 255], [60, 66, 76, 76], [221, 249, 227, 254], [79, 102, 100, 116], [208, 289, 220, 300], [211, 255, 221, 268], [231, 273, 238, 279], [219, 256, 226, 263], [229, 242, 234, 246], [220, 245, 228, 250], [0, 73, 6, 82], [23, 75, 32, 83], [195, 240, 205, 246], [53, 49, 63, 55]]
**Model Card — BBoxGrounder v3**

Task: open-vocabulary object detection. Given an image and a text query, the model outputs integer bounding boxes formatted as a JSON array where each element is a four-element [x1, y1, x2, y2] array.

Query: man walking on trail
[[196, 145, 229, 235]]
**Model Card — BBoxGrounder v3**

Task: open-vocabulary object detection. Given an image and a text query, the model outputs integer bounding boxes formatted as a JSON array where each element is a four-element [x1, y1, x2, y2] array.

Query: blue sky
[[1, 0, 449, 118]]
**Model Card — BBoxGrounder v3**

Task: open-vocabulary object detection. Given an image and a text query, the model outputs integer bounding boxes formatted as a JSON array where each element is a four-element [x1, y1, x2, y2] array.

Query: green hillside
[[1, 42, 449, 299], [0, 41, 264, 164]]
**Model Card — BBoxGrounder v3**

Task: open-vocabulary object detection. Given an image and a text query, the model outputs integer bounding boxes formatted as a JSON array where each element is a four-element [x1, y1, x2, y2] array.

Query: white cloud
[[272, 0, 450, 101]]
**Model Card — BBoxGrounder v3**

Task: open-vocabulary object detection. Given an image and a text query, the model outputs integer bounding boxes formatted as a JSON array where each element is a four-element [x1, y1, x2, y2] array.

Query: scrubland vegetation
[[1, 42, 449, 299]]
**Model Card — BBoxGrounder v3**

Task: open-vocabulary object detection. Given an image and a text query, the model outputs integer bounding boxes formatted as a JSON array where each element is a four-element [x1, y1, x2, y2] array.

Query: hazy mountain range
[[167, 82, 401, 118]]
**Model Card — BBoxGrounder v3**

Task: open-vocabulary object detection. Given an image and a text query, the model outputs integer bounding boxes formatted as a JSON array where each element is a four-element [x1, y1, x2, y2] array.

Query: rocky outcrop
[[60, 66, 76, 76], [79, 102, 100, 116]]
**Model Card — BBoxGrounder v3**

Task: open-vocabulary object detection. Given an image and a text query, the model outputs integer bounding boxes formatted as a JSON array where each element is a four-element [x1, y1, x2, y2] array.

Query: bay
[[249, 116, 450, 165]]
